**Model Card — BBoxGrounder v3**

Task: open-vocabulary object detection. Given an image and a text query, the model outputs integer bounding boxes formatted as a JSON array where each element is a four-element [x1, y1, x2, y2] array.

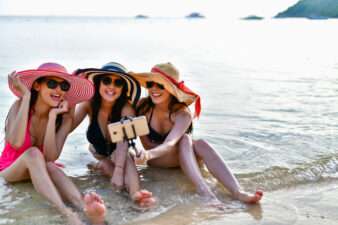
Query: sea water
[[0, 16, 337, 224]]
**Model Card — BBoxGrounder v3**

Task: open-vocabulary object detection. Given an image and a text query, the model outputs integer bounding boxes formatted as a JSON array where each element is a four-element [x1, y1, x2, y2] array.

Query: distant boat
[[186, 12, 205, 18], [242, 15, 264, 20], [135, 15, 148, 19]]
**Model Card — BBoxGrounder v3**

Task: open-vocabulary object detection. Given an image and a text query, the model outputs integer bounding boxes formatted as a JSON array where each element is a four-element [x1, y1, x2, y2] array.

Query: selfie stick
[[120, 117, 141, 157]]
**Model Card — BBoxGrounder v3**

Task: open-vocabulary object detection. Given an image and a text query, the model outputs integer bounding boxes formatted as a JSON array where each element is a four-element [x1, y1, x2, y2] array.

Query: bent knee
[[178, 134, 193, 146], [178, 134, 194, 154], [45, 161, 58, 174], [117, 141, 128, 148], [23, 147, 44, 161], [193, 138, 208, 147]]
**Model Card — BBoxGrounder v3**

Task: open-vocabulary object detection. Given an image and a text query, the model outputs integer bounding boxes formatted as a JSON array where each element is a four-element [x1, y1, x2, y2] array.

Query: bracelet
[[115, 164, 124, 170]]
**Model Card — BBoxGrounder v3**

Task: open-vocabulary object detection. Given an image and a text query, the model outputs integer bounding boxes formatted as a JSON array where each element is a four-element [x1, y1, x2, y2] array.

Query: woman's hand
[[134, 149, 151, 165], [62, 105, 75, 119], [49, 100, 69, 117], [8, 71, 30, 97], [72, 69, 87, 78]]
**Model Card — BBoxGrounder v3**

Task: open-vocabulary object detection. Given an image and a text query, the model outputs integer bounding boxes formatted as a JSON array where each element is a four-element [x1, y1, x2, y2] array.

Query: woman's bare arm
[[70, 101, 90, 132], [136, 109, 192, 164], [6, 71, 31, 148]]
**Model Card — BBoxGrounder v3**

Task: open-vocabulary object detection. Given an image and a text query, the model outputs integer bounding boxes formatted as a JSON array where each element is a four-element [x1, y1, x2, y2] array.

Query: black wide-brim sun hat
[[73, 62, 141, 107]]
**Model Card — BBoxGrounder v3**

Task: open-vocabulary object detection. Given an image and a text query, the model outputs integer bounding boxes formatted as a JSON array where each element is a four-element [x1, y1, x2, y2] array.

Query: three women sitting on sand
[[0, 61, 262, 224]]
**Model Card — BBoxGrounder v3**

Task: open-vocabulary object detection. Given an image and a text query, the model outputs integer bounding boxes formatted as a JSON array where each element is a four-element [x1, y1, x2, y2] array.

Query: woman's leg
[[87, 143, 127, 191], [0, 147, 83, 224], [192, 139, 263, 203], [177, 135, 226, 208], [110, 142, 128, 190], [109, 150, 155, 207], [46, 162, 106, 224], [123, 155, 155, 207], [45, 162, 83, 208]]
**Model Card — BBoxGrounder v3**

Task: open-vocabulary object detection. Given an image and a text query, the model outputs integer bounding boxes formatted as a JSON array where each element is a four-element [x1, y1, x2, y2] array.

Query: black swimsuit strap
[[148, 106, 155, 124]]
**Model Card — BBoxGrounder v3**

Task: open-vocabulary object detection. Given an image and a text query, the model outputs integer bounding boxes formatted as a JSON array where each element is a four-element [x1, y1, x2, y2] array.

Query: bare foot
[[60, 207, 84, 225], [140, 189, 152, 198], [84, 192, 106, 224], [132, 191, 143, 201], [139, 197, 156, 207], [234, 190, 263, 204], [132, 190, 156, 207], [201, 196, 227, 210], [87, 161, 103, 171]]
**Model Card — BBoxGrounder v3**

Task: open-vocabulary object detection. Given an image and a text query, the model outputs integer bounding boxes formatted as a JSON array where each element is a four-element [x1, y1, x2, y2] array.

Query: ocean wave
[[236, 155, 338, 191]]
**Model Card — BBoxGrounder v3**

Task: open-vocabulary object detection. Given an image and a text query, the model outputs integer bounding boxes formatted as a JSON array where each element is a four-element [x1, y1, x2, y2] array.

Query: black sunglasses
[[102, 77, 124, 88], [146, 81, 165, 90], [44, 79, 70, 92]]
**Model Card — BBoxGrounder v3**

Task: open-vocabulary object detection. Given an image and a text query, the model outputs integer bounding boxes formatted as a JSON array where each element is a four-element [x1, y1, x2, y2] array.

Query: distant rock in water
[[186, 12, 205, 18], [135, 15, 148, 19], [242, 15, 264, 20], [275, 0, 338, 19]]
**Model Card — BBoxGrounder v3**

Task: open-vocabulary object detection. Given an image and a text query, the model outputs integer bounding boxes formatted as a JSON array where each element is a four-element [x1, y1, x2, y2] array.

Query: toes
[[132, 192, 143, 201], [256, 190, 263, 197], [84, 194, 91, 204], [92, 192, 99, 201], [247, 194, 261, 204], [90, 192, 104, 204], [139, 197, 155, 207], [140, 190, 152, 198]]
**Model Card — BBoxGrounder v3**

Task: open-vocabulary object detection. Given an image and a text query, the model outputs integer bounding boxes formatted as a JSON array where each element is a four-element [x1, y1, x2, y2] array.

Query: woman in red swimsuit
[[132, 62, 263, 209], [0, 63, 106, 225]]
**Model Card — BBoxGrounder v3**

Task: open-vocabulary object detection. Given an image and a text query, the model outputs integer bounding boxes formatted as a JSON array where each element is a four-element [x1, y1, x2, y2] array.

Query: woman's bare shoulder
[[171, 106, 192, 121]]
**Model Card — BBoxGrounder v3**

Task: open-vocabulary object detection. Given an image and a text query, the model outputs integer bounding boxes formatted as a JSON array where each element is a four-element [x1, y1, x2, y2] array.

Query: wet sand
[[1, 167, 337, 225]]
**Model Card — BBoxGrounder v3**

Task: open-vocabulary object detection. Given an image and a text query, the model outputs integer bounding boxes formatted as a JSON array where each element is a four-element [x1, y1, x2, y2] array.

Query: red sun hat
[[130, 62, 201, 119]]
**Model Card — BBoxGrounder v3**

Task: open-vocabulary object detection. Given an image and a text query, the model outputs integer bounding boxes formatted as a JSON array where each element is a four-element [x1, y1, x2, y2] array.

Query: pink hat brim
[[9, 69, 94, 107]]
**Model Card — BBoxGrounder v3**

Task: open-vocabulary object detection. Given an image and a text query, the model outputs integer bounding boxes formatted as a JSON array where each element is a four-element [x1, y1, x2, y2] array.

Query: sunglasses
[[44, 79, 70, 92], [101, 77, 124, 88], [146, 81, 165, 90]]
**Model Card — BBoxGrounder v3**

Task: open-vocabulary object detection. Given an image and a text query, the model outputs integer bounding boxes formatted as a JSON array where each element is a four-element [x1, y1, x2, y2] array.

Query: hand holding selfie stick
[[120, 117, 141, 157], [108, 116, 149, 158]]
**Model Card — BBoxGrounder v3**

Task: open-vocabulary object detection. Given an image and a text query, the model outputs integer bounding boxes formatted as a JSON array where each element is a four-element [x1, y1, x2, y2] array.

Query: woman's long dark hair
[[91, 75, 128, 124], [136, 95, 193, 133], [5, 77, 63, 133]]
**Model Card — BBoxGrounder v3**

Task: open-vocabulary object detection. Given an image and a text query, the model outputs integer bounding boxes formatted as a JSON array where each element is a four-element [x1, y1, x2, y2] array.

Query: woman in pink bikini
[[0, 63, 106, 225], [131, 62, 263, 209]]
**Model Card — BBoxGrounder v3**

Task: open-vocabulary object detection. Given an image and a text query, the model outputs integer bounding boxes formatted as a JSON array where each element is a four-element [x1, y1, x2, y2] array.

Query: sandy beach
[[1, 167, 338, 225], [1, 15, 338, 224]]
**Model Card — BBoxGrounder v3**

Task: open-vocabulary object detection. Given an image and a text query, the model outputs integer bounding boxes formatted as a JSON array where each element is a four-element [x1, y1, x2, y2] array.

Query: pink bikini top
[[5, 111, 44, 153]]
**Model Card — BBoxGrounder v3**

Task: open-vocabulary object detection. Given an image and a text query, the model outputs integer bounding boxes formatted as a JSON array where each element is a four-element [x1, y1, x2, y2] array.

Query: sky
[[0, 0, 298, 19]]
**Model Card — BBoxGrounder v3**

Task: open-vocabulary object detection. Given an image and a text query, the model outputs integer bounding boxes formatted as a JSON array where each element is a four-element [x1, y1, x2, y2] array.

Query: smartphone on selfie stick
[[108, 116, 149, 157]]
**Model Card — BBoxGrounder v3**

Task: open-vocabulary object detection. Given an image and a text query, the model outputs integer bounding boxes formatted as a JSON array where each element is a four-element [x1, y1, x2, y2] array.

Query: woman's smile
[[50, 92, 62, 102]]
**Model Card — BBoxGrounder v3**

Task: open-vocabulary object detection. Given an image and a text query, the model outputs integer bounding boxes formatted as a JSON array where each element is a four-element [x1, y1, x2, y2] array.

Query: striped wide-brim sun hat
[[9, 62, 95, 107], [74, 62, 141, 107]]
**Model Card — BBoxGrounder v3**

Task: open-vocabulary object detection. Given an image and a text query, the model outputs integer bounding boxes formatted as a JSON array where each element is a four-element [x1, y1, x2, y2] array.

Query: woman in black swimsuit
[[72, 62, 154, 207], [132, 62, 263, 209]]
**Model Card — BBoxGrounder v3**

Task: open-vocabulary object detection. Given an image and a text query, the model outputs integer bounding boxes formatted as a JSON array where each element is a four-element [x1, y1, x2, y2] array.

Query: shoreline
[[1, 171, 337, 224]]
